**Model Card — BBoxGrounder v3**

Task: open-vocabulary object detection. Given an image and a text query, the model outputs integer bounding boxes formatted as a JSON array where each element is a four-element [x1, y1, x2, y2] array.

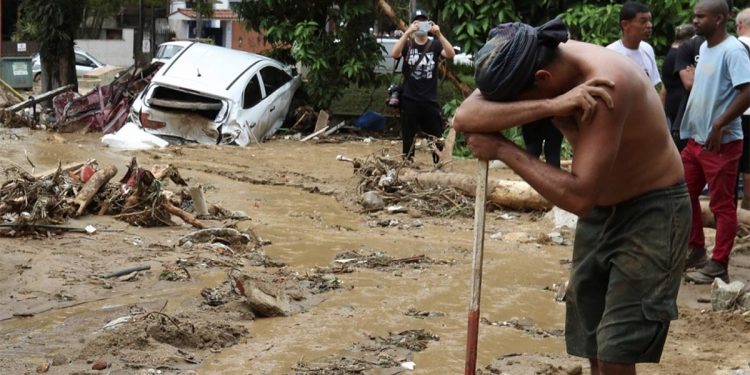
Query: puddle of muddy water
[[0, 129, 573, 374]]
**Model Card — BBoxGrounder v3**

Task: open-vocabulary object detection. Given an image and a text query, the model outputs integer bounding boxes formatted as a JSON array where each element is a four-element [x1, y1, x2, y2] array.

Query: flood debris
[[200, 269, 342, 318], [711, 279, 749, 311], [341, 151, 476, 218], [293, 329, 439, 374], [405, 307, 446, 319], [481, 317, 564, 339], [0, 157, 207, 236], [53, 62, 163, 134], [316, 249, 452, 273], [478, 353, 584, 375]]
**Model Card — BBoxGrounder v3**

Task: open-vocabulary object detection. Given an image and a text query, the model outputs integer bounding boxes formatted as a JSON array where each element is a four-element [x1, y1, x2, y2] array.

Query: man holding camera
[[390, 9, 455, 161]]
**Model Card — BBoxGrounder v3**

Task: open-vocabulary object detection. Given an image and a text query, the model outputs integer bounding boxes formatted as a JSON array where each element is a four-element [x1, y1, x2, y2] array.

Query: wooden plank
[[313, 110, 330, 133]]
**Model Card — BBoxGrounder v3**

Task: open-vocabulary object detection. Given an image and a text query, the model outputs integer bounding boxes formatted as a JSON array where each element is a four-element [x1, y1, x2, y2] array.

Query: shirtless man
[[453, 19, 689, 375]]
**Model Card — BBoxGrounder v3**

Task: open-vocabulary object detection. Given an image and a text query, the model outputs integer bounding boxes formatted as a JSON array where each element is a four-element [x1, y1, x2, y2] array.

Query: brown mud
[[0, 127, 748, 374]]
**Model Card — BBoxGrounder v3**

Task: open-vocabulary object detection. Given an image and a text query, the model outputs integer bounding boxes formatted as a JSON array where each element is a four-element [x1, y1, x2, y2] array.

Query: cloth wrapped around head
[[474, 19, 570, 102]]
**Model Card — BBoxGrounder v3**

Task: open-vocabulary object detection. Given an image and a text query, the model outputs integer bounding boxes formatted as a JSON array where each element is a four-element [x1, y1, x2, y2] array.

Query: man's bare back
[[558, 41, 684, 206]]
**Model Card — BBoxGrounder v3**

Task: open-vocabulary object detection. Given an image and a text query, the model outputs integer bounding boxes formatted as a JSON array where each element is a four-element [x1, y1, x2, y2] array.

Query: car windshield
[[156, 45, 185, 60], [80, 51, 105, 67]]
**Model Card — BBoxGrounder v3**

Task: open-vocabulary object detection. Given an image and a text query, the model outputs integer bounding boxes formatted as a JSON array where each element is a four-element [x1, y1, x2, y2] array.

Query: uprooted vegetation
[[345, 150, 477, 218], [0, 157, 211, 236]]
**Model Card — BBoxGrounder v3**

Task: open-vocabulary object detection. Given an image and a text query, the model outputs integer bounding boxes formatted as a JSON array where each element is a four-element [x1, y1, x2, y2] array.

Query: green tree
[[17, 0, 86, 92], [233, 1, 385, 110], [194, 0, 219, 39]]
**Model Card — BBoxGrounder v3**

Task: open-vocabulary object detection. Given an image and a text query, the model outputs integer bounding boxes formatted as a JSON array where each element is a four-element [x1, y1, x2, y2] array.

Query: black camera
[[387, 84, 402, 108]]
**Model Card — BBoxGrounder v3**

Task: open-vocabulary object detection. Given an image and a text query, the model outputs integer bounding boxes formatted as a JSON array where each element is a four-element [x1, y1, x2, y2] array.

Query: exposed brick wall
[[231, 22, 270, 54]]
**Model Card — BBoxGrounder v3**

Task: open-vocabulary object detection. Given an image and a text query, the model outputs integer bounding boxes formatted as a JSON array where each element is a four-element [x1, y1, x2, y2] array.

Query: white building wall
[[75, 28, 135, 67]]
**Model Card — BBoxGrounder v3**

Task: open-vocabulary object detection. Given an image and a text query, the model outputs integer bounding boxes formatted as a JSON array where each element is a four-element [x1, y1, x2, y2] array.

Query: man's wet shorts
[[565, 182, 690, 363]]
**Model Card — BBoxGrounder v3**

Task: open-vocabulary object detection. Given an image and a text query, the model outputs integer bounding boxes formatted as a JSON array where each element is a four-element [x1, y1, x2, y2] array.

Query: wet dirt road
[[0, 127, 749, 374]]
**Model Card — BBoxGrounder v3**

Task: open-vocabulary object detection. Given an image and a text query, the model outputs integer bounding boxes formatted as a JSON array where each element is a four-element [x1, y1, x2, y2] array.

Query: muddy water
[[0, 128, 572, 374]]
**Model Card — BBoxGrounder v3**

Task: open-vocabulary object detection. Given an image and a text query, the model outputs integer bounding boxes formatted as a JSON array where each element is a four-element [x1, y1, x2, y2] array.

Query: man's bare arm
[[466, 86, 626, 216], [453, 78, 614, 133]]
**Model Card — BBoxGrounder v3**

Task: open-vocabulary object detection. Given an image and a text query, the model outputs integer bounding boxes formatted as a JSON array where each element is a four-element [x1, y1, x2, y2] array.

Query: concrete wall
[[75, 28, 135, 67]]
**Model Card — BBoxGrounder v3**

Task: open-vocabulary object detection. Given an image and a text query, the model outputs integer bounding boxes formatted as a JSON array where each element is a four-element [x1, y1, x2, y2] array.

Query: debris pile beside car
[[53, 62, 163, 133], [0, 62, 162, 133], [0, 157, 207, 236]]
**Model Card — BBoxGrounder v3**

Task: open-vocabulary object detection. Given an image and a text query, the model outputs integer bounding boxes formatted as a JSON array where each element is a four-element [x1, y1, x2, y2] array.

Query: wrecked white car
[[130, 42, 301, 145]]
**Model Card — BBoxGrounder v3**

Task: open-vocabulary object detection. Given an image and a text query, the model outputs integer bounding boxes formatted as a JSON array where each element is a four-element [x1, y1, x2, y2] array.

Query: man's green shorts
[[566, 182, 690, 364]]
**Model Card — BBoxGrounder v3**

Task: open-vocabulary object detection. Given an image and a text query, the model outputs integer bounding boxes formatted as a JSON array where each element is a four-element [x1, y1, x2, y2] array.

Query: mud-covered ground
[[0, 127, 749, 375]]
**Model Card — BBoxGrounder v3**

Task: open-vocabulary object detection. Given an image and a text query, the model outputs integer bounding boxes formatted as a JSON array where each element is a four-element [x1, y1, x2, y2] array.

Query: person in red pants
[[680, 0, 750, 284]]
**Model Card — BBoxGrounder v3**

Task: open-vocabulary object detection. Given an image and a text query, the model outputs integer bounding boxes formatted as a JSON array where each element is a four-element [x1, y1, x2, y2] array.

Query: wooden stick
[[73, 165, 118, 217], [465, 160, 489, 375], [102, 264, 151, 279], [4, 84, 74, 113], [0, 77, 25, 101], [163, 201, 205, 229]]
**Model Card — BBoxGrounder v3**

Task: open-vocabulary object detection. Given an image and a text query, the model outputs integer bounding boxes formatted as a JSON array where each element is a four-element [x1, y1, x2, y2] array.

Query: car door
[[230, 71, 267, 145], [256, 65, 294, 139]]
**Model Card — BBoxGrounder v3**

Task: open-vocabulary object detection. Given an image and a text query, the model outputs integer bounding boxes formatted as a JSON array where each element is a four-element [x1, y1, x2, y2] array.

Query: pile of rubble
[[0, 62, 162, 133], [0, 157, 203, 236]]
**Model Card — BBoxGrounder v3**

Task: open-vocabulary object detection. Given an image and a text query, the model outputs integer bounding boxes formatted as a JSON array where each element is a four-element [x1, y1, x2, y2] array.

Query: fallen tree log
[[164, 201, 205, 229], [73, 165, 117, 216], [700, 200, 750, 228], [399, 170, 551, 210]]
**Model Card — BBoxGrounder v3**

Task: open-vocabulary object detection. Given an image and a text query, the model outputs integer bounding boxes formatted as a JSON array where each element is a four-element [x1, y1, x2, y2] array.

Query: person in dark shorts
[[567, 185, 689, 364], [453, 19, 688, 374], [521, 118, 564, 168], [390, 9, 455, 161]]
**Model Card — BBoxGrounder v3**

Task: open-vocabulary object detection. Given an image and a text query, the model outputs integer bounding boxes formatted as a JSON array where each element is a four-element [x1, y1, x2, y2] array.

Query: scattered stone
[[91, 359, 108, 370], [490, 231, 503, 240], [547, 231, 565, 245], [243, 282, 292, 317], [711, 279, 746, 311], [36, 361, 50, 373], [361, 191, 385, 211], [738, 291, 750, 310]]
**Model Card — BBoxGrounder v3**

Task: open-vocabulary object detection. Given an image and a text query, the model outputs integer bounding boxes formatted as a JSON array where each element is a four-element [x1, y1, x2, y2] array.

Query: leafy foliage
[[233, 1, 386, 110]]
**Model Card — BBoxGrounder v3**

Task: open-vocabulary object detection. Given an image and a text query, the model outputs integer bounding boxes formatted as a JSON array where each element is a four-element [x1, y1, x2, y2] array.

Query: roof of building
[[170, 8, 239, 21]]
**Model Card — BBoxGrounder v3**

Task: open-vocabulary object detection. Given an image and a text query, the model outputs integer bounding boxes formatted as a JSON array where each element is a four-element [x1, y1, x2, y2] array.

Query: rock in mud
[[479, 353, 584, 375], [711, 279, 746, 311], [361, 191, 385, 211], [243, 282, 291, 317], [91, 358, 108, 370]]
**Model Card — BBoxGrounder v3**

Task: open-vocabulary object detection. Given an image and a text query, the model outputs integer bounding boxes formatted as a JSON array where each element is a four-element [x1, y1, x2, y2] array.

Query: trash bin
[[0, 56, 33, 89]]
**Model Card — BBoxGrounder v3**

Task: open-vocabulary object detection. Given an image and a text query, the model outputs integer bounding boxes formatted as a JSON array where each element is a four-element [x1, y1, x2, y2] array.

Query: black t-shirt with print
[[401, 39, 443, 103]]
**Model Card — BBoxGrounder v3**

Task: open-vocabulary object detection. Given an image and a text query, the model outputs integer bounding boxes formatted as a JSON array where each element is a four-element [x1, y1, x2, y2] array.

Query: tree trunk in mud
[[399, 170, 552, 210], [700, 200, 750, 228], [73, 165, 117, 216]]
